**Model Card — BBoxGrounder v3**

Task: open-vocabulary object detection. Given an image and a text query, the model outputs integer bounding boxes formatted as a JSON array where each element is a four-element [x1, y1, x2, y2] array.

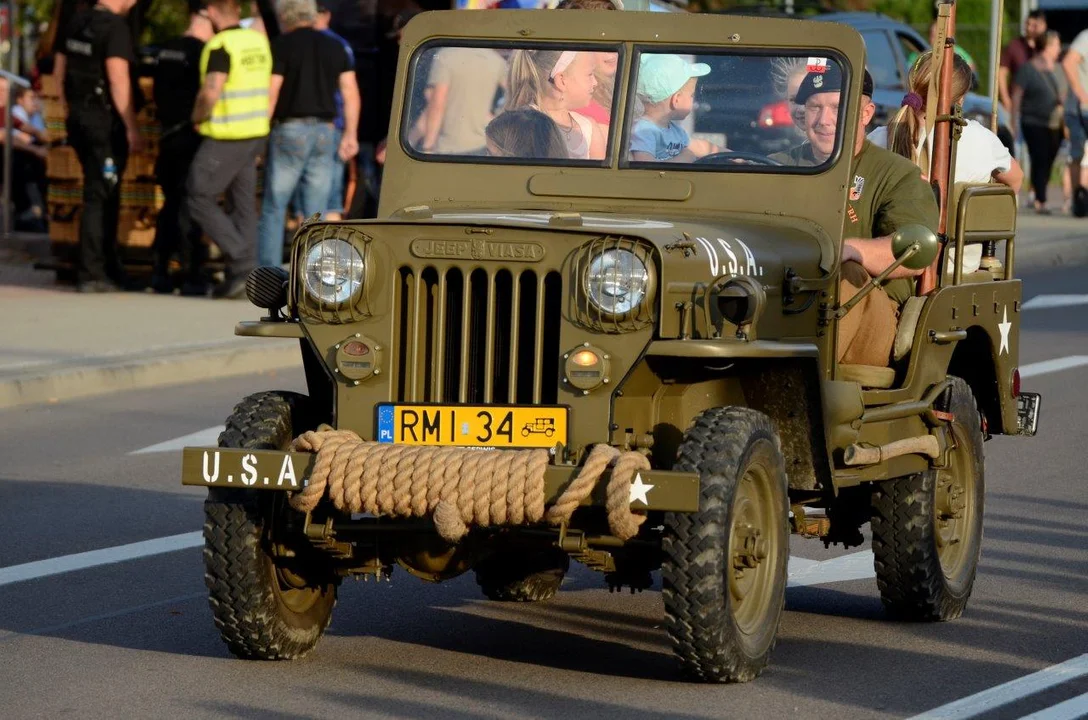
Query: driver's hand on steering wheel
[[688, 137, 722, 157]]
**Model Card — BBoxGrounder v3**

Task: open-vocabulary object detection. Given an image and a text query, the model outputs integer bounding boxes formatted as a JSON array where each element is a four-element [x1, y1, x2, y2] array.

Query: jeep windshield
[[402, 42, 848, 173]]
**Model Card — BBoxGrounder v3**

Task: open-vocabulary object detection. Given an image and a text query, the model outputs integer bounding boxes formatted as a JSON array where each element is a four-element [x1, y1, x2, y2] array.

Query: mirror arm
[[833, 243, 920, 320]]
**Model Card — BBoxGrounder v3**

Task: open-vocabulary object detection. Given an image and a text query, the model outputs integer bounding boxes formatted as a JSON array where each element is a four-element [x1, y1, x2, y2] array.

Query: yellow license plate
[[376, 404, 568, 448]]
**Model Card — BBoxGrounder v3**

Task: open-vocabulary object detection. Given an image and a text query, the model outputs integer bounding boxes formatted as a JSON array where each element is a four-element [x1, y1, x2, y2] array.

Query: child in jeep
[[630, 53, 721, 162]]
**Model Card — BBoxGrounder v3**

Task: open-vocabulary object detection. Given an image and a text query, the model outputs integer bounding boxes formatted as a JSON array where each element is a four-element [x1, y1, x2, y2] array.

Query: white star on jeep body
[[629, 472, 654, 506], [998, 305, 1012, 355]]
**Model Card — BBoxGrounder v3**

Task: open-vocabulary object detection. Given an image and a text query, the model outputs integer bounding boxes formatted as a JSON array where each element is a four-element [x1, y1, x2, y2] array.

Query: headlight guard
[[292, 225, 372, 323], [572, 237, 657, 333]]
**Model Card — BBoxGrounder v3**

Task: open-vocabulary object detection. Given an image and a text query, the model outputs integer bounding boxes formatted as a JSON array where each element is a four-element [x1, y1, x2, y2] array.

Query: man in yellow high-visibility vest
[[187, 0, 272, 299]]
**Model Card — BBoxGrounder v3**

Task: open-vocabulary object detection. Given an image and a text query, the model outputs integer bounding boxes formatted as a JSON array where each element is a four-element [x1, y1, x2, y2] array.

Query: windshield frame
[[399, 38, 627, 168], [619, 45, 854, 175]]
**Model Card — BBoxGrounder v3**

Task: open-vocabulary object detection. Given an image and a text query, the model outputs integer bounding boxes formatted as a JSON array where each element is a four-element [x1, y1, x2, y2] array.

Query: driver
[[778, 63, 939, 367]]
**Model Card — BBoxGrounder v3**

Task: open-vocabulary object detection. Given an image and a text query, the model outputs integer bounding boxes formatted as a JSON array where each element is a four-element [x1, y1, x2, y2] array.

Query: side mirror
[[835, 224, 939, 321], [891, 224, 940, 271]]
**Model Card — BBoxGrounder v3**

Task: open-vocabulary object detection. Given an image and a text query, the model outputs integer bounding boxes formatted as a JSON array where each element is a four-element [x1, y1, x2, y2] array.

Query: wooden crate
[[50, 218, 79, 245], [120, 180, 164, 210], [39, 74, 60, 99], [43, 97, 66, 125], [118, 208, 157, 248], [47, 181, 82, 207], [47, 145, 82, 181], [123, 152, 157, 181]]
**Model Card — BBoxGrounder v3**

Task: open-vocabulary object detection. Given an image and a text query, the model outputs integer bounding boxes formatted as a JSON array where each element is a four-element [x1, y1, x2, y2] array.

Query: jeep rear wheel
[[662, 407, 789, 683], [202, 391, 338, 660], [870, 377, 985, 621], [475, 547, 569, 602]]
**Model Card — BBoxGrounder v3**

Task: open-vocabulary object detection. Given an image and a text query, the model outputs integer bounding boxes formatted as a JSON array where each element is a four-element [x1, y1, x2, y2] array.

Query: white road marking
[[908, 654, 1088, 720], [0, 532, 203, 587], [1020, 356, 1088, 379], [788, 550, 874, 587], [1022, 294, 1088, 310], [129, 425, 223, 455], [128, 349, 1088, 460], [1019, 691, 1088, 720]]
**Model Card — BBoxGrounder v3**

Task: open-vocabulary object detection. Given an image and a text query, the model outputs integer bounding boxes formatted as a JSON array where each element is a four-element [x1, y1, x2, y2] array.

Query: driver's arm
[[845, 162, 938, 279], [843, 236, 922, 279]]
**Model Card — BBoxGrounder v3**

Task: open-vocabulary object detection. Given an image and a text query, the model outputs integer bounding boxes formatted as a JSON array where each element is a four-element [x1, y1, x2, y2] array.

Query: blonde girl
[[869, 51, 1023, 272], [507, 49, 607, 160]]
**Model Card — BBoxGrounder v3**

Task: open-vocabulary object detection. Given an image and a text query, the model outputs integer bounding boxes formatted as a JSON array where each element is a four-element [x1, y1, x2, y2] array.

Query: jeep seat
[[839, 296, 928, 388]]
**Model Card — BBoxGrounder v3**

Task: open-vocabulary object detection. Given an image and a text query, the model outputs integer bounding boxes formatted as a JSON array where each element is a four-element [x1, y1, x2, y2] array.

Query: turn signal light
[[343, 341, 370, 356], [571, 350, 599, 367]]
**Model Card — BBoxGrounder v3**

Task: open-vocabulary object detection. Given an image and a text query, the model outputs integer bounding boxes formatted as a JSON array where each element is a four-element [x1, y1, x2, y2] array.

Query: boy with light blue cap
[[630, 53, 719, 162]]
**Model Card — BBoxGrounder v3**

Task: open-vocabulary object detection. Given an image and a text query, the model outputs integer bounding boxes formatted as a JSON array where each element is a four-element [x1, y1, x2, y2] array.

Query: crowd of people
[[998, 9, 1088, 217], [49, 0, 364, 295], [15, 0, 1080, 298]]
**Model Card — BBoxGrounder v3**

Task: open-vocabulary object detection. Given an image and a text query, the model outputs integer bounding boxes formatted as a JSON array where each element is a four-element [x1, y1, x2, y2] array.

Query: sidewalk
[[1, 212, 1085, 410], [0, 239, 298, 408]]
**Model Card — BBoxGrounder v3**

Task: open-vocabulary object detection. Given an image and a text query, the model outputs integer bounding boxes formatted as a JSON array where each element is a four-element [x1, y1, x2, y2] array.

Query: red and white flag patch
[[806, 57, 828, 73]]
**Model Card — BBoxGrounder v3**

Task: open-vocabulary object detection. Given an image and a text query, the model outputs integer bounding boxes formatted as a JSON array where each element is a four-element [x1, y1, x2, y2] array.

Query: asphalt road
[[1, 265, 1087, 720]]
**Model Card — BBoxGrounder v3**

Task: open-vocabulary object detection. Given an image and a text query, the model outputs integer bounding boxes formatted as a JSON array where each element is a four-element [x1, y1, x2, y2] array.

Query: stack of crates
[[43, 75, 164, 273]]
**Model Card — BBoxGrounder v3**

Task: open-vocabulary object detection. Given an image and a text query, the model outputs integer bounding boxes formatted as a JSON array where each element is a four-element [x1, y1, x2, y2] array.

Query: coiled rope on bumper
[[288, 429, 649, 543]]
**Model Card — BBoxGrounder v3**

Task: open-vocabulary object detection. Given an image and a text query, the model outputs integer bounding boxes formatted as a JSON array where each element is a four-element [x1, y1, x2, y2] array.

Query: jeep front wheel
[[870, 376, 985, 621], [662, 407, 789, 683], [202, 391, 338, 660]]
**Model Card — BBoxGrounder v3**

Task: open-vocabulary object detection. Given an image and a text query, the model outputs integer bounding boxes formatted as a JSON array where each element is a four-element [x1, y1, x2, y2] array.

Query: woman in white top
[[506, 49, 607, 161], [868, 51, 1023, 273]]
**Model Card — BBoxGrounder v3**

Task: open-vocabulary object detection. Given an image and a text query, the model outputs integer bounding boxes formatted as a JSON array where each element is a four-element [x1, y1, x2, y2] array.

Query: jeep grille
[[393, 266, 563, 404]]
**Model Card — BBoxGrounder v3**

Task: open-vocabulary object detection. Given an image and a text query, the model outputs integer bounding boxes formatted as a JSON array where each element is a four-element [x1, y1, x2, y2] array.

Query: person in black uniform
[[53, 0, 144, 293], [150, 2, 215, 295]]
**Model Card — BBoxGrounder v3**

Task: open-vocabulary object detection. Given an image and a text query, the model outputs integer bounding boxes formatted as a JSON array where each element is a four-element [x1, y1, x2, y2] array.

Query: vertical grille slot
[[395, 266, 562, 405]]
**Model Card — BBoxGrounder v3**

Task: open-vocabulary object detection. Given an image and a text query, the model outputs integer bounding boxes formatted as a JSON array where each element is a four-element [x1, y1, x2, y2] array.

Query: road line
[[129, 425, 224, 455], [1022, 294, 1088, 310], [0, 532, 203, 587], [0, 592, 206, 643], [908, 654, 1088, 719], [1019, 691, 1088, 720], [788, 550, 874, 588], [1020, 356, 1088, 379]]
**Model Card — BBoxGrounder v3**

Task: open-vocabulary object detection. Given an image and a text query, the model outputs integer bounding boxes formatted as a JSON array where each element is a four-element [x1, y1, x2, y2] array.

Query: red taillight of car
[[1012, 368, 1021, 398], [757, 100, 793, 128]]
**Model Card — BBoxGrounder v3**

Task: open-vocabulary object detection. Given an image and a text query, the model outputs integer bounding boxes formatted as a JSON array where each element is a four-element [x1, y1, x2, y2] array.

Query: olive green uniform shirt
[[769, 142, 820, 166], [843, 140, 939, 304]]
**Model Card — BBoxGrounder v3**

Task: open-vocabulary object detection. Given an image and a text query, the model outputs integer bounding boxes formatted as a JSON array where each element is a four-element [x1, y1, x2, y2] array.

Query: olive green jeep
[[181, 8, 1040, 682]]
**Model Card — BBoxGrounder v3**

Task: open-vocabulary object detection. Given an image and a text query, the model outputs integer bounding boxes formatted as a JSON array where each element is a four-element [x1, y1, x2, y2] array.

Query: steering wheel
[[694, 150, 782, 166]]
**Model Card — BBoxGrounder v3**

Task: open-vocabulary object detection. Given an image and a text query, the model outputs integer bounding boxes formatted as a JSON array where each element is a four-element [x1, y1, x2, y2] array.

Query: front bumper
[[181, 446, 701, 513]]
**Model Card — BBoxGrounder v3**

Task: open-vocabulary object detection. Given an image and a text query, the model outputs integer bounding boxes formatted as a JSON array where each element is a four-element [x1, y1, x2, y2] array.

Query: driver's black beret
[[795, 63, 874, 104]]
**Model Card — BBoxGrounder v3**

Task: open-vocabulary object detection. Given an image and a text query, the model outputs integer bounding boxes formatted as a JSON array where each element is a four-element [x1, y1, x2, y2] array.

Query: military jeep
[[181, 8, 1040, 682]]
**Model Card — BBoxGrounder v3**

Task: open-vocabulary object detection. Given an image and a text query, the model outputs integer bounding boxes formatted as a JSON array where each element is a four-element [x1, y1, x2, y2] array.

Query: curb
[[1014, 234, 1088, 270], [0, 340, 300, 410]]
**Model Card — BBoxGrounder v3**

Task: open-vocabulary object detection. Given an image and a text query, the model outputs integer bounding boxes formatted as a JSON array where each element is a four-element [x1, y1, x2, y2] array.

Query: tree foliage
[[22, 0, 190, 46]]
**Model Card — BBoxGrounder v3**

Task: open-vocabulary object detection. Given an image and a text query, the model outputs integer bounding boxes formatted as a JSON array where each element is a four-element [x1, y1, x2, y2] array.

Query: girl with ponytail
[[506, 49, 607, 160], [869, 51, 1023, 272]]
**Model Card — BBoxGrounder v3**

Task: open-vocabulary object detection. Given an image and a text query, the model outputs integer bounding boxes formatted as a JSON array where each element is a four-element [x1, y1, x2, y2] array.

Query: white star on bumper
[[629, 472, 654, 506]]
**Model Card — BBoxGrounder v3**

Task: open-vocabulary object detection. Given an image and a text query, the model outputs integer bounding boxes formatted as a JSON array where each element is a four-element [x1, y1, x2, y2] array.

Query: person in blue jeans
[[258, 0, 359, 267], [289, 1, 354, 220]]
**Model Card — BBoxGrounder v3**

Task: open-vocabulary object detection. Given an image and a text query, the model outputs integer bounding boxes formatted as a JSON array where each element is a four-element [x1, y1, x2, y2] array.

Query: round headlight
[[585, 249, 649, 317], [304, 239, 365, 305]]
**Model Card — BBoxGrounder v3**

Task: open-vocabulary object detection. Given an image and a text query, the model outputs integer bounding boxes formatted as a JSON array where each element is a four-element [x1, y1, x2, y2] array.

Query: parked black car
[[695, 9, 1012, 156]]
